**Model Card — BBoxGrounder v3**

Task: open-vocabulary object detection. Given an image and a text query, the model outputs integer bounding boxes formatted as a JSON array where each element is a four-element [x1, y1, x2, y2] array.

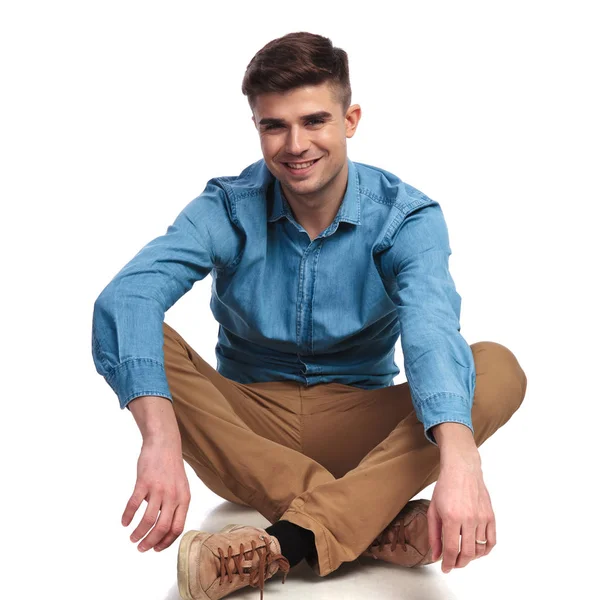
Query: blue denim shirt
[[92, 157, 476, 445]]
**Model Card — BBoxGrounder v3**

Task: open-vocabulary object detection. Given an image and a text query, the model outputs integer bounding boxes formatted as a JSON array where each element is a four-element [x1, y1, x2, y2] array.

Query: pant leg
[[280, 341, 528, 576], [161, 321, 336, 522]]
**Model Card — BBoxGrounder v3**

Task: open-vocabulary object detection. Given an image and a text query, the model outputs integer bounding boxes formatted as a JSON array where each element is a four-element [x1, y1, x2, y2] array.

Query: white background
[[1, 1, 598, 598]]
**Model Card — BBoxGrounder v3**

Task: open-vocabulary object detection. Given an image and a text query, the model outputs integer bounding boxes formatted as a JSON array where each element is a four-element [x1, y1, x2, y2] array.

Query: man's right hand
[[122, 396, 191, 553]]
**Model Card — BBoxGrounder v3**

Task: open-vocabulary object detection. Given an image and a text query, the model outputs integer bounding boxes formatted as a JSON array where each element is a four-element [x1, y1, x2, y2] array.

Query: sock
[[266, 520, 316, 568]]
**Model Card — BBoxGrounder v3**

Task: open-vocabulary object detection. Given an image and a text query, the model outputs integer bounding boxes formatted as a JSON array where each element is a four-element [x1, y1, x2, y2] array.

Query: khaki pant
[[162, 321, 527, 577]]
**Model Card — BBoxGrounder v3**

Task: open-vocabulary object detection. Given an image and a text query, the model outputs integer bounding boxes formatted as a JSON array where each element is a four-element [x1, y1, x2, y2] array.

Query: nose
[[285, 124, 311, 156]]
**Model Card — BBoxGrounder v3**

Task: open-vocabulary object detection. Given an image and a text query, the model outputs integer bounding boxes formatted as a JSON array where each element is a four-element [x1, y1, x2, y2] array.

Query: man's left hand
[[427, 452, 496, 573]]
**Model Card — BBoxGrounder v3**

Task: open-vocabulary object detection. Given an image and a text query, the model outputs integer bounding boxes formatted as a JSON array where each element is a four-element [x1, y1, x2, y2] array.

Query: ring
[[475, 539, 487, 544]]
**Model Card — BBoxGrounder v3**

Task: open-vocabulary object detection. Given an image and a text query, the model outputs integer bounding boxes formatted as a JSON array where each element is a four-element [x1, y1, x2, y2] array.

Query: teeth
[[287, 160, 316, 170]]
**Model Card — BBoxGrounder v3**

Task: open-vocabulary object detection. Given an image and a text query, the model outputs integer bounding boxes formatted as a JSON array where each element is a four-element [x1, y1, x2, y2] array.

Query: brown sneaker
[[361, 499, 439, 568], [177, 524, 291, 600]]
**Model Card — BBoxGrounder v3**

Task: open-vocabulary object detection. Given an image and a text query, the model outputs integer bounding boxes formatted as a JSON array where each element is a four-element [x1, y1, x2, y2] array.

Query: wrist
[[432, 422, 474, 445], [432, 422, 479, 461], [129, 395, 181, 443]]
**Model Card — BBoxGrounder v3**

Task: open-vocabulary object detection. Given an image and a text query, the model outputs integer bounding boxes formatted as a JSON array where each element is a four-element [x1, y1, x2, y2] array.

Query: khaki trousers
[[162, 321, 527, 577]]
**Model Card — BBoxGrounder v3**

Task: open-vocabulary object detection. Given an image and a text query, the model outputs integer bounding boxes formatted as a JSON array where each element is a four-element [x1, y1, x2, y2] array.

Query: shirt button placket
[[296, 238, 321, 385]]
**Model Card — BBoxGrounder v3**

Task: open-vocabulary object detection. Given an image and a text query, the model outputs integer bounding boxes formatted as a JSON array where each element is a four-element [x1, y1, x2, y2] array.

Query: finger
[[427, 503, 443, 562], [483, 518, 496, 556], [455, 524, 476, 568], [122, 484, 148, 527], [154, 503, 189, 551], [138, 501, 176, 552], [441, 521, 461, 573], [130, 494, 161, 544], [475, 524, 488, 558]]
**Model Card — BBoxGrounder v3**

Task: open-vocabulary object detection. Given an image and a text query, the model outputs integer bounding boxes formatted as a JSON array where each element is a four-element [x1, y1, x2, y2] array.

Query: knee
[[471, 341, 528, 415], [163, 320, 177, 341], [162, 321, 189, 361]]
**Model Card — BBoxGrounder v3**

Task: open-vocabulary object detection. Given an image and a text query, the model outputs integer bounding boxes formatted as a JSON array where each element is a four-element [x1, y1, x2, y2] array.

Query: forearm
[[431, 422, 481, 469], [129, 395, 182, 446]]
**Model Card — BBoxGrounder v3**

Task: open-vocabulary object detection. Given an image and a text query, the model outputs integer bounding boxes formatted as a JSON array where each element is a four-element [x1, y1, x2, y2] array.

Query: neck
[[282, 160, 349, 238]]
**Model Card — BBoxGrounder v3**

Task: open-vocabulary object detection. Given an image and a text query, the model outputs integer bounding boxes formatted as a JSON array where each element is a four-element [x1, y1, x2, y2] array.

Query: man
[[92, 32, 527, 600]]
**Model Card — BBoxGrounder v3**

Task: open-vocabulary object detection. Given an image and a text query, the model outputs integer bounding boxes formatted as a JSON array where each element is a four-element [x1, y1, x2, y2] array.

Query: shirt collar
[[267, 157, 361, 226]]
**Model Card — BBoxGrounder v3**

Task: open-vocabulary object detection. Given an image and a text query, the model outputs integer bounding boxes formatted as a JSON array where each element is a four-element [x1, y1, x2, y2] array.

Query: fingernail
[[138, 545, 146, 552], [131, 537, 139, 543]]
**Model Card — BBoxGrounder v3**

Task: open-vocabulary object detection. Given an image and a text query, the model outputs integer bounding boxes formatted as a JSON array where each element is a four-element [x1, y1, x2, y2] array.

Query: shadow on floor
[[165, 501, 457, 600]]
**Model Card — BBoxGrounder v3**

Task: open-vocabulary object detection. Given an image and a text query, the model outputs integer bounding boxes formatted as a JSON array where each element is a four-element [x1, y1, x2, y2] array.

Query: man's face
[[252, 83, 361, 200]]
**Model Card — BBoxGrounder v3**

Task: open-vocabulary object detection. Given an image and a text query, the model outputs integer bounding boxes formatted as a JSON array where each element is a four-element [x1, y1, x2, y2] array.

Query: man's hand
[[122, 438, 191, 552], [122, 396, 191, 553], [427, 423, 496, 573]]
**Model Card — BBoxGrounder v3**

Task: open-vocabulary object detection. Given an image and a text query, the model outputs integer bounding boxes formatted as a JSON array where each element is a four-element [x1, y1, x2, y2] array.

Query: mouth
[[282, 157, 322, 176]]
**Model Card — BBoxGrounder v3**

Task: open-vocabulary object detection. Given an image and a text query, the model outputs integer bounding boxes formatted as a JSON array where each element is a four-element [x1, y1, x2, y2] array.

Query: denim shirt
[[92, 157, 476, 445]]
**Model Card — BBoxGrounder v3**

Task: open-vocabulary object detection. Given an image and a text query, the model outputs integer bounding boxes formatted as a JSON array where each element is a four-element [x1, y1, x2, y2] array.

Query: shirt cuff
[[413, 392, 474, 446], [105, 358, 173, 410]]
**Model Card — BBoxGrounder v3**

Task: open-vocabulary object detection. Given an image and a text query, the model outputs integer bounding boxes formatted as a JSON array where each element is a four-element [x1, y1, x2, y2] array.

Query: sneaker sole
[[178, 530, 200, 600], [177, 526, 243, 600]]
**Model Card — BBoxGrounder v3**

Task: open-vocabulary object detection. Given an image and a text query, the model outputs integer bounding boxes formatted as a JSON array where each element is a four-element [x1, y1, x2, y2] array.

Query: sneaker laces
[[371, 517, 407, 553], [217, 536, 291, 600]]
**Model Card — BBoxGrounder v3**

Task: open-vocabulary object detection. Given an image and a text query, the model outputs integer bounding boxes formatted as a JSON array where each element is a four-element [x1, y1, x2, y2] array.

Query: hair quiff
[[241, 32, 352, 112]]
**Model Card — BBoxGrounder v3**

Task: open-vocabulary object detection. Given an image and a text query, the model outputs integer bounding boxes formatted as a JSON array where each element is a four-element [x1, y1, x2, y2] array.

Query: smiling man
[[92, 32, 527, 600]]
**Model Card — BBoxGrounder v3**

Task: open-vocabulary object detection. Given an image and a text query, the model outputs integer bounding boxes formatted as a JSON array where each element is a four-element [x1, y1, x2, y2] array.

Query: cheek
[[320, 131, 344, 152], [261, 139, 282, 161]]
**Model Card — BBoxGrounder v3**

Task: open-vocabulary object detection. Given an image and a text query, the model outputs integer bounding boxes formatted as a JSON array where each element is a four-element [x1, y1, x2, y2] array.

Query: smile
[[283, 158, 321, 175]]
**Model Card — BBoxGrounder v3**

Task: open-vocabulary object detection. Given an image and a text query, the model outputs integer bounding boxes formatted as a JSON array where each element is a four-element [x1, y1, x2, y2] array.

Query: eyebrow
[[258, 111, 333, 126]]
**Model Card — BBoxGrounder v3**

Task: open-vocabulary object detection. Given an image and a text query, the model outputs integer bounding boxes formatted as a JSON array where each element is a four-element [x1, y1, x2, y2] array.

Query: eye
[[263, 118, 325, 132]]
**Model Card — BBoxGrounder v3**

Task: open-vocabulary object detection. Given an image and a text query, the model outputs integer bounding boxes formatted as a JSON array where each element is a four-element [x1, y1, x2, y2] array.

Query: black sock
[[266, 520, 316, 568]]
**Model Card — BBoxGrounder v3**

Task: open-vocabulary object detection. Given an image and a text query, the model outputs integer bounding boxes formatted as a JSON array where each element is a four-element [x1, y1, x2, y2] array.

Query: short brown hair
[[242, 32, 351, 112]]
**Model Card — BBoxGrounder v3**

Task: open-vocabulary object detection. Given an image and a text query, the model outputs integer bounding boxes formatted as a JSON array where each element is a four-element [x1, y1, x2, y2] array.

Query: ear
[[345, 104, 362, 138]]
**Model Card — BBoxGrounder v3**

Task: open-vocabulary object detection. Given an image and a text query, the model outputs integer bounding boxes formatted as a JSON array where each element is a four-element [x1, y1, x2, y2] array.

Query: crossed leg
[[163, 322, 527, 576]]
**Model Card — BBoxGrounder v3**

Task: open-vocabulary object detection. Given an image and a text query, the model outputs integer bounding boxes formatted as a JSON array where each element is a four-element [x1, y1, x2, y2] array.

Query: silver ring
[[475, 539, 487, 544]]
